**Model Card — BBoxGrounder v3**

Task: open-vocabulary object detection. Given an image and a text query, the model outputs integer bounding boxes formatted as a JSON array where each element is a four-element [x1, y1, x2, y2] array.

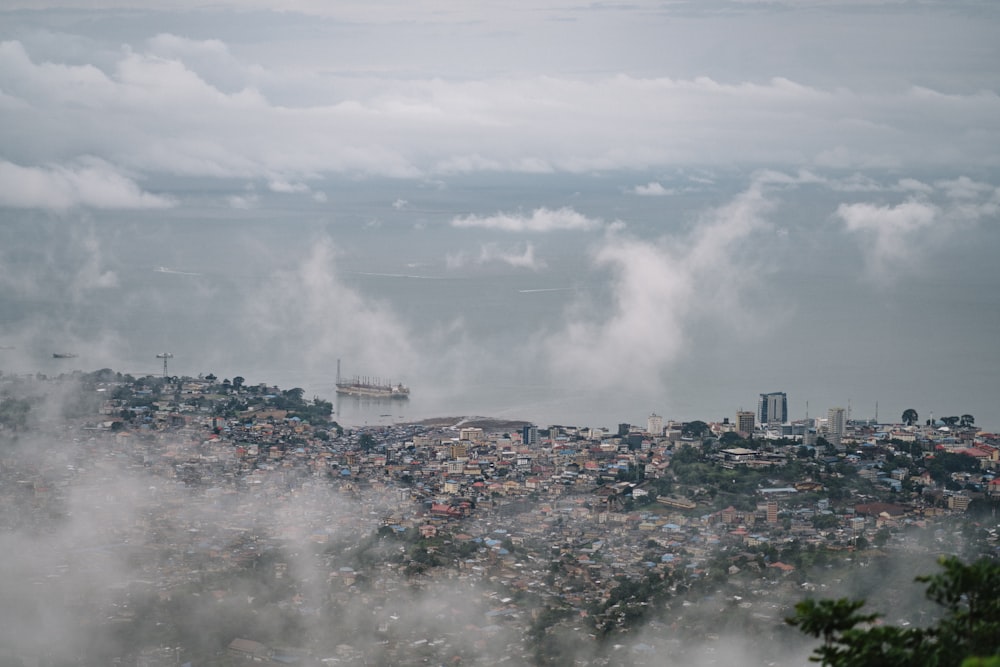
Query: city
[[0, 370, 997, 666]]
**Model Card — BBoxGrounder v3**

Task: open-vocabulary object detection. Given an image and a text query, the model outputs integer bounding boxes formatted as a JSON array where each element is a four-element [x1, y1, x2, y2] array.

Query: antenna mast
[[156, 352, 173, 378]]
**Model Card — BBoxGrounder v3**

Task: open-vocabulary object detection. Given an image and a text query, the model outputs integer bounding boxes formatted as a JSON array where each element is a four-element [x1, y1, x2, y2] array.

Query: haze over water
[[0, 2, 998, 430]]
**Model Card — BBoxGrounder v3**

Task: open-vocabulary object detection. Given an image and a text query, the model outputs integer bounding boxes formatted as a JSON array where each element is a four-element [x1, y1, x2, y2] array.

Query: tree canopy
[[787, 556, 1000, 667], [681, 420, 710, 438]]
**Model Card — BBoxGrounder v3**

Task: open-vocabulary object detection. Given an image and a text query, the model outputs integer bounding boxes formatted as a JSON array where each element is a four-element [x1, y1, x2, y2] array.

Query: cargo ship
[[335, 360, 409, 399]]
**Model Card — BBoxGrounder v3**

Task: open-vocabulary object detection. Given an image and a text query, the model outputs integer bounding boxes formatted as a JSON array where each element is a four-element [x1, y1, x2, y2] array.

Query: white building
[[827, 407, 846, 448], [647, 413, 663, 436]]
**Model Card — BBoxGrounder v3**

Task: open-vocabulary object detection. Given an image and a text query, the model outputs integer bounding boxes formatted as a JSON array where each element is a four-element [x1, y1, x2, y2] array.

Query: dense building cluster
[[0, 371, 997, 666]]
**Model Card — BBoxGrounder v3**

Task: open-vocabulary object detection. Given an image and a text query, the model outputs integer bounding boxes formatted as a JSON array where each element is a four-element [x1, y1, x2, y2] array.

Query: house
[[228, 638, 271, 661], [854, 502, 907, 518]]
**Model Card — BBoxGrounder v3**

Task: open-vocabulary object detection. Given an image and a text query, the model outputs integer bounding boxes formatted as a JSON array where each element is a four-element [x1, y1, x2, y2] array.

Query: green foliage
[[719, 431, 747, 446], [918, 556, 1000, 660], [788, 556, 1000, 666], [926, 452, 982, 484], [682, 420, 710, 438], [0, 396, 33, 431], [963, 658, 1000, 667], [358, 433, 377, 451]]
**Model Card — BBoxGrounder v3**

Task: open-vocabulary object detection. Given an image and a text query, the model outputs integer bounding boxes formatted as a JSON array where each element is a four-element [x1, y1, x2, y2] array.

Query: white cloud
[[0, 159, 174, 211], [447, 242, 545, 270], [1, 36, 998, 191], [544, 179, 774, 390], [836, 199, 939, 284], [935, 175, 994, 200], [895, 178, 934, 194], [451, 207, 603, 232], [243, 238, 416, 379], [837, 178, 1000, 285], [227, 193, 259, 209], [630, 182, 672, 196], [72, 230, 119, 300], [267, 179, 311, 193]]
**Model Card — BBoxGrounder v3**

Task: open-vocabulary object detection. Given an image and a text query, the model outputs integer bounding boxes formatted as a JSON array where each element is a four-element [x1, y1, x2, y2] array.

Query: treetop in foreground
[[788, 556, 1000, 667]]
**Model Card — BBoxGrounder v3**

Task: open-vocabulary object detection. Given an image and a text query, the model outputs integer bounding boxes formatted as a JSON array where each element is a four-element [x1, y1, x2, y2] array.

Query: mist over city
[[1, 0, 999, 665]]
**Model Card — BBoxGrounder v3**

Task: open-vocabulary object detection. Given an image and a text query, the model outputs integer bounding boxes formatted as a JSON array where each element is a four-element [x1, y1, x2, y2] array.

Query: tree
[[682, 420, 710, 438], [358, 433, 377, 452], [942, 416, 961, 427], [232, 376, 245, 391], [960, 414, 975, 428], [926, 452, 981, 484], [282, 387, 305, 402], [0, 397, 32, 431], [719, 431, 745, 446], [902, 409, 919, 426], [787, 556, 1000, 667]]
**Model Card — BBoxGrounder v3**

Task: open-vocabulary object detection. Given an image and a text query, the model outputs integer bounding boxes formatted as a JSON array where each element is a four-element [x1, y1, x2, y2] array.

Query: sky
[[0, 0, 998, 428]]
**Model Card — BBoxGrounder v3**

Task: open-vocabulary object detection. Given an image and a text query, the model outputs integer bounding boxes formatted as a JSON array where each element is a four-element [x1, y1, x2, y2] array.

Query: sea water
[[1, 172, 998, 430]]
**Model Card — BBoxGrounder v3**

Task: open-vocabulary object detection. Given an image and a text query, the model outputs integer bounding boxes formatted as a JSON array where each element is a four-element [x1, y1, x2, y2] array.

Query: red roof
[[954, 447, 990, 458]]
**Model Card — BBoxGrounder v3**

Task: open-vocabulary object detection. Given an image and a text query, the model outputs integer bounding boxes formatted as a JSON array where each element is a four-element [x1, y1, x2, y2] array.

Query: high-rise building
[[759, 392, 788, 425], [827, 407, 845, 448], [736, 410, 755, 435], [647, 413, 663, 436], [522, 424, 539, 447]]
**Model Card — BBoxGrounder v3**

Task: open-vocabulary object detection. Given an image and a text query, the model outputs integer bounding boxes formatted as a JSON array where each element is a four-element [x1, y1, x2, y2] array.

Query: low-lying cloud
[[1, 34, 998, 204], [543, 178, 775, 390], [631, 182, 673, 196], [837, 177, 999, 285], [242, 237, 418, 382], [446, 242, 545, 270], [451, 207, 603, 232], [0, 159, 174, 211]]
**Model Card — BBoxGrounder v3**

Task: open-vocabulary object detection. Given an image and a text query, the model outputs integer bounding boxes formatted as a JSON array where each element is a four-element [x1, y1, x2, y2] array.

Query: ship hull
[[336, 384, 409, 399]]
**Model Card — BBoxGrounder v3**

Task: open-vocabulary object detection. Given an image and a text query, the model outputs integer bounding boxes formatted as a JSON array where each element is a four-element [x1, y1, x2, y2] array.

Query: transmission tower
[[156, 352, 173, 377]]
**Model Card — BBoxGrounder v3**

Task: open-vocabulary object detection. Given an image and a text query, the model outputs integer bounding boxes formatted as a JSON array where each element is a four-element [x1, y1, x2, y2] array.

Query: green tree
[[787, 556, 1000, 666], [719, 431, 745, 446], [902, 409, 919, 426], [358, 433, 377, 452], [0, 397, 32, 431], [283, 387, 305, 402], [682, 420, 710, 438], [926, 452, 982, 484], [960, 414, 975, 428]]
